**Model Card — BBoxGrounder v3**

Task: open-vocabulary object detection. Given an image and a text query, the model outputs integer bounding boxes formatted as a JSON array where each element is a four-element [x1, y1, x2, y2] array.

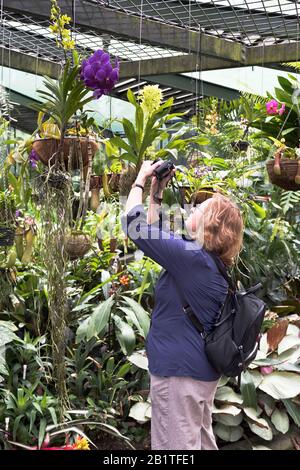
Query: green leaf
[[121, 297, 150, 338], [240, 370, 257, 409], [129, 401, 151, 423], [127, 89, 138, 107], [13, 415, 24, 441], [109, 136, 132, 154], [271, 408, 289, 434], [128, 351, 148, 370], [116, 362, 132, 378], [122, 118, 138, 154], [113, 315, 136, 355], [277, 76, 294, 95], [247, 419, 273, 441], [38, 418, 47, 449], [215, 386, 243, 405], [282, 399, 300, 427], [258, 372, 300, 399], [76, 297, 114, 342], [249, 201, 266, 219], [214, 423, 243, 442], [213, 411, 243, 427]]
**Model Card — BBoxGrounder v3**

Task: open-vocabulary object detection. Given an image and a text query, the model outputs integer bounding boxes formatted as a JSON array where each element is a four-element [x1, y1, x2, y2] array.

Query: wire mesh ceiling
[[0, 9, 185, 65], [94, 0, 300, 45]]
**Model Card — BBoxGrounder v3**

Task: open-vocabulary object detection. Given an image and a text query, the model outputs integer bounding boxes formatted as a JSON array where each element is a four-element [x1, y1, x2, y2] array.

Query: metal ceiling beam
[[0, 47, 61, 79], [0, 47, 239, 80], [120, 54, 238, 77], [247, 42, 300, 65], [143, 74, 239, 101], [4, 0, 244, 64]]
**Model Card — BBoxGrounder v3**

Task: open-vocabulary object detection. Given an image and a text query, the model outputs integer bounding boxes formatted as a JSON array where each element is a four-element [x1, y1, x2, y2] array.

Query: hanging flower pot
[[32, 136, 100, 170], [0, 227, 15, 247], [65, 231, 91, 260], [90, 175, 102, 190], [266, 149, 300, 191]]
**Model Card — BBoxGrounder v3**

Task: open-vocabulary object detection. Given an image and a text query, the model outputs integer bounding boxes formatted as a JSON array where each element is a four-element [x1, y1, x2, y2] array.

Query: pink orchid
[[260, 366, 274, 375], [278, 103, 286, 116], [266, 99, 279, 115]]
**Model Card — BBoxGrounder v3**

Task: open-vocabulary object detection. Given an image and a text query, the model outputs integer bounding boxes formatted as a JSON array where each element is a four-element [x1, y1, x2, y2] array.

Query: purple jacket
[[122, 204, 227, 381]]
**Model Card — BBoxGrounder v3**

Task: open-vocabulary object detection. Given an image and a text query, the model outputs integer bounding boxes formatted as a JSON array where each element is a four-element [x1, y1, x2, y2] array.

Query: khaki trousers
[[150, 374, 219, 450]]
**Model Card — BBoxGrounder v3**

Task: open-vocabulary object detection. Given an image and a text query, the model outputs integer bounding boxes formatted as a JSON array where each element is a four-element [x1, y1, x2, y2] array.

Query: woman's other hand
[[135, 160, 163, 185]]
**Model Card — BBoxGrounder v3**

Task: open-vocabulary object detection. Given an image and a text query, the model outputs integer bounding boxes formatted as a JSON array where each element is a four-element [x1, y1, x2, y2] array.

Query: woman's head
[[185, 193, 243, 266]]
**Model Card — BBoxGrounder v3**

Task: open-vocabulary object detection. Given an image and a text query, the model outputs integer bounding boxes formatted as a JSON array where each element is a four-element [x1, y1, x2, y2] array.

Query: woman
[[122, 161, 243, 450]]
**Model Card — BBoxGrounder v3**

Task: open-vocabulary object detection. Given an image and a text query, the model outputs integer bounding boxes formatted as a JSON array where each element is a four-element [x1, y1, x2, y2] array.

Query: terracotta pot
[[0, 227, 15, 247], [32, 137, 100, 169], [90, 175, 103, 190], [65, 232, 91, 260], [90, 188, 100, 211], [266, 158, 300, 191]]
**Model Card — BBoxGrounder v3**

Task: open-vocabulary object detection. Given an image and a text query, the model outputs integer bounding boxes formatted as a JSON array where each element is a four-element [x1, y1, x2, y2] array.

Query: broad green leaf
[[121, 297, 150, 338], [118, 306, 145, 338], [271, 408, 289, 434], [116, 362, 132, 378], [214, 423, 243, 442], [128, 351, 148, 370], [213, 412, 243, 427], [215, 386, 243, 405], [38, 418, 47, 449], [113, 315, 136, 355], [127, 88, 138, 107], [244, 407, 266, 428], [76, 297, 114, 342], [277, 335, 300, 355], [248, 370, 264, 388], [241, 370, 257, 409], [129, 401, 151, 423], [212, 404, 241, 415], [249, 201, 266, 219], [258, 372, 300, 399], [282, 399, 300, 427], [247, 419, 273, 441]]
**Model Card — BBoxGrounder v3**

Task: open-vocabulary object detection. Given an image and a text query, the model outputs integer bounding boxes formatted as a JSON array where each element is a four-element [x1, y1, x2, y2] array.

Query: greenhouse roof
[[1, 1, 300, 127]]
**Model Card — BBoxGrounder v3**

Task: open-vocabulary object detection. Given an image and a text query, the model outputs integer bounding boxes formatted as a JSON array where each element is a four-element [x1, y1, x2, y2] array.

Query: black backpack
[[178, 251, 266, 378]]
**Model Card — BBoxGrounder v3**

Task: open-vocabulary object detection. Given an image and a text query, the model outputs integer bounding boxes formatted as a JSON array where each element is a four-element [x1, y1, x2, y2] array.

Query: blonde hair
[[197, 193, 243, 266]]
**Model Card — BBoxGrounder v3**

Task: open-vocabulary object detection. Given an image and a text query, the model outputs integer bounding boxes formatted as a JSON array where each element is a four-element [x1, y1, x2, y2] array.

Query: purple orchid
[[29, 149, 39, 169], [80, 49, 119, 99]]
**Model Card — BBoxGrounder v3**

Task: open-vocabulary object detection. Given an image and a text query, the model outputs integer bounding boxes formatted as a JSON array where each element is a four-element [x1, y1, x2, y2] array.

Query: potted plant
[[252, 75, 300, 190], [108, 85, 209, 196], [32, 6, 119, 178], [64, 230, 91, 260]]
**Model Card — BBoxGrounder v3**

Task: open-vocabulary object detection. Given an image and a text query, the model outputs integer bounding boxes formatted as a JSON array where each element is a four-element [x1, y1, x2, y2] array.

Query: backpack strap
[[174, 251, 234, 338], [206, 251, 236, 293], [171, 277, 206, 338]]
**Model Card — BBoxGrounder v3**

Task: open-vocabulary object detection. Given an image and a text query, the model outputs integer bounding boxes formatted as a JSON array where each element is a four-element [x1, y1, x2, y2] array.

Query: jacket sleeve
[[121, 204, 188, 273]]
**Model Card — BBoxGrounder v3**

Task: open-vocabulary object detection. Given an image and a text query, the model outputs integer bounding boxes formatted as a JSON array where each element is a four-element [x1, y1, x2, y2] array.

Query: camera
[[152, 160, 175, 180]]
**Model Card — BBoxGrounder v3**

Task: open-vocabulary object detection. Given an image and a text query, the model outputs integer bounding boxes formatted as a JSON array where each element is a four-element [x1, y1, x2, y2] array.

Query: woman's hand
[[150, 169, 176, 200], [135, 160, 164, 186]]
